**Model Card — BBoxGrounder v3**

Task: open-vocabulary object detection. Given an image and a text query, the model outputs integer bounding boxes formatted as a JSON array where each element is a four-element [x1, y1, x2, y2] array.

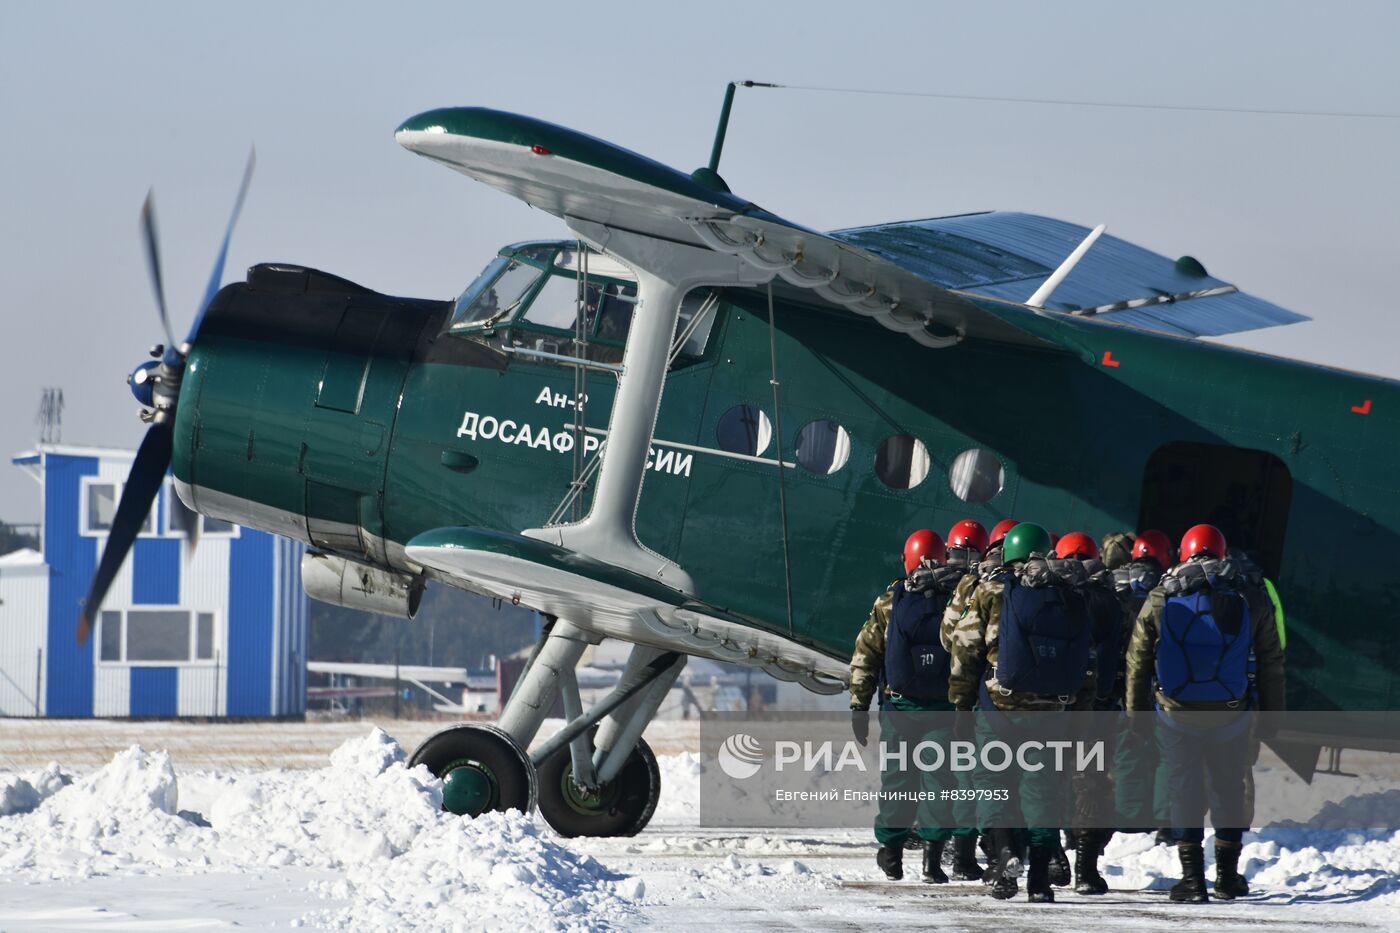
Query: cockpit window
[[594, 283, 637, 342], [452, 259, 543, 328], [674, 290, 717, 357], [451, 257, 507, 326], [449, 245, 719, 366], [523, 274, 595, 331]]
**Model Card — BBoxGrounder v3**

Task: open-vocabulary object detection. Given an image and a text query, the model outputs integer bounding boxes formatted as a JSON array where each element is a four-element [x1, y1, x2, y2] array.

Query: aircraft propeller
[[78, 150, 255, 645]]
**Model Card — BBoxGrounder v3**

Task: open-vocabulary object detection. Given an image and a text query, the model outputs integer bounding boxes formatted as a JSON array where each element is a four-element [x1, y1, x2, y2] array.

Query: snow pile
[[0, 747, 194, 881], [0, 762, 67, 816], [651, 751, 703, 824], [0, 729, 638, 930], [1104, 823, 1400, 904]]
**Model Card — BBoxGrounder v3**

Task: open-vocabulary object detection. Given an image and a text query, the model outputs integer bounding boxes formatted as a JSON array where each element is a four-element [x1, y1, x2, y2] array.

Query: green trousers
[[1113, 718, 1178, 830], [974, 715, 1069, 849], [873, 694, 968, 846]]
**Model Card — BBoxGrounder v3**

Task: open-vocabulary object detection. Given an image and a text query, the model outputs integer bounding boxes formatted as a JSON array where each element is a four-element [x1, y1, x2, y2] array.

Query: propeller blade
[[140, 191, 178, 353], [185, 147, 256, 348], [78, 420, 174, 644]]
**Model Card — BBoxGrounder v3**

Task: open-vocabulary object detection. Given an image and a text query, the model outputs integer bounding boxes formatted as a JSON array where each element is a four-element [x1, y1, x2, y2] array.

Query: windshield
[[451, 258, 543, 328]]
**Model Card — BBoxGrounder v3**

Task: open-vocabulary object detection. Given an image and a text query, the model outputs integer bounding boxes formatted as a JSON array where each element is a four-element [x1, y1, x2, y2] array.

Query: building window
[[949, 448, 1005, 503], [88, 483, 117, 532], [875, 435, 932, 489], [82, 480, 153, 536], [100, 610, 123, 662], [794, 420, 851, 475], [196, 612, 215, 660], [95, 608, 218, 664], [127, 610, 191, 662], [716, 404, 773, 457]]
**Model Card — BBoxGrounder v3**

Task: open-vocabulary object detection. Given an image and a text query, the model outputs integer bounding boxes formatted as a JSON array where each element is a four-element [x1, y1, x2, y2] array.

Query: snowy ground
[[1, 720, 1397, 931]]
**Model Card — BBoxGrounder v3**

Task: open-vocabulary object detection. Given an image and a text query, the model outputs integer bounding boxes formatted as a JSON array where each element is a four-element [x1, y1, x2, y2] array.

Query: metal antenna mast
[[36, 388, 63, 444]]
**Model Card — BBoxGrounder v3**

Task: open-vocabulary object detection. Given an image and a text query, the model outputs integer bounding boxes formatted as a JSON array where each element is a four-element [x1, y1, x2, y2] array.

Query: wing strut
[[523, 219, 773, 591]]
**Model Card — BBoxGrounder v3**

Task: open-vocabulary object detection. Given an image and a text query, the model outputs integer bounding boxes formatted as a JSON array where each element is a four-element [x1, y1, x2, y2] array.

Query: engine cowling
[[302, 552, 425, 619]]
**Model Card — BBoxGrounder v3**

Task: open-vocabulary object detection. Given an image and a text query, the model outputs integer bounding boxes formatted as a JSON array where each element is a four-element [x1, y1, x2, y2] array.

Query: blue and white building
[[0, 444, 308, 718]]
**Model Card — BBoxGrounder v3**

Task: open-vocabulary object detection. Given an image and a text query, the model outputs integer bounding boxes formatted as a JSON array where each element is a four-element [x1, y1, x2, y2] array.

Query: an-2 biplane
[[83, 98, 1398, 836]]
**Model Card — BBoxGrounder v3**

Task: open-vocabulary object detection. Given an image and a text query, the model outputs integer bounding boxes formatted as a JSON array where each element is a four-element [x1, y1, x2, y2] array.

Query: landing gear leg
[[534, 645, 685, 837]]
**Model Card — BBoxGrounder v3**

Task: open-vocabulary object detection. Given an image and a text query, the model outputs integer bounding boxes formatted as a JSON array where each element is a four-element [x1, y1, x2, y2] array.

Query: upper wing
[[396, 107, 1307, 345], [834, 212, 1309, 338]]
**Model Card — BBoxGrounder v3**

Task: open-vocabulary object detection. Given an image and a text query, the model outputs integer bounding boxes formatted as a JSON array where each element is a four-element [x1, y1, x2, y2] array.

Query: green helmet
[[1002, 522, 1053, 564]]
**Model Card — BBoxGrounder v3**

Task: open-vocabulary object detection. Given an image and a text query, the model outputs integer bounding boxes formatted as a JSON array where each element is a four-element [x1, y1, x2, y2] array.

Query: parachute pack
[[993, 559, 1092, 698], [1073, 557, 1129, 704], [885, 568, 961, 699], [1156, 559, 1253, 704]]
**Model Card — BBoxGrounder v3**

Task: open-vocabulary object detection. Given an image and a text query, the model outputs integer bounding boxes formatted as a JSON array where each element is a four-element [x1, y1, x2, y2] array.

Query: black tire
[[536, 734, 661, 837], [409, 724, 537, 817]]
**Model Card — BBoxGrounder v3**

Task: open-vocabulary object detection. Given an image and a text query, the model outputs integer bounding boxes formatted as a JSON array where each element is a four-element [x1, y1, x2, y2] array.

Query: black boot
[[950, 833, 982, 881], [987, 829, 1023, 900], [1074, 831, 1109, 895], [1027, 844, 1055, 903], [1048, 838, 1071, 887], [921, 839, 948, 884], [876, 844, 904, 881], [1214, 841, 1249, 899], [980, 832, 998, 883], [1169, 843, 1209, 903], [1154, 827, 1175, 846]]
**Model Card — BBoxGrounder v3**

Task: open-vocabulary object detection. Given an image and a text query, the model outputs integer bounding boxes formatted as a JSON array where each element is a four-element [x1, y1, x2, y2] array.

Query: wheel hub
[[441, 758, 496, 816], [561, 771, 617, 815]]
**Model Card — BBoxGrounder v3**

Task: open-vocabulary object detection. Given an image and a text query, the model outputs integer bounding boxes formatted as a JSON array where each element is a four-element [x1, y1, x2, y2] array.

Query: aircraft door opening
[[1137, 442, 1292, 578]]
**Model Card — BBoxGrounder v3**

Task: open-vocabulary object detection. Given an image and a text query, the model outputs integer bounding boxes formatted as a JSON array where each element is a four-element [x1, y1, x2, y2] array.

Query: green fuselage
[[173, 252, 1400, 715]]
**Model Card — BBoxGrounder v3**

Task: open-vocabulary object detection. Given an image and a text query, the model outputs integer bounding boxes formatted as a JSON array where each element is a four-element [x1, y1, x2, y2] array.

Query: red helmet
[[1179, 524, 1227, 562], [1131, 530, 1173, 569], [946, 519, 989, 554], [988, 519, 1019, 549], [903, 529, 946, 573], [1055, 531, 1099, 560]]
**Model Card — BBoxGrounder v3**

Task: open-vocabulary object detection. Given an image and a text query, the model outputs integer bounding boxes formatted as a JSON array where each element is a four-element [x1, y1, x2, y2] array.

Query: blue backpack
[[1156, 584, 1252, 704], [884, 582, 952, 699], [995, 579, 1092, 697]]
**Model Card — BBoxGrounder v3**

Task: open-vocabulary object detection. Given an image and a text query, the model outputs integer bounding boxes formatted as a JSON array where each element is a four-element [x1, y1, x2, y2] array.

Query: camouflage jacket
[[850, 564, 967, 710], [939, 556, 1002, 651], [1100, 531, 1136, 571], [946, 558, 1095, 712], [849, 582, 898, 710], [1125, 559, 1286, 713]]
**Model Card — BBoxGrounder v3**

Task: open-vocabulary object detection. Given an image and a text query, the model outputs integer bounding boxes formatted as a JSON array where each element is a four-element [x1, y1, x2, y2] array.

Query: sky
[[2, 0, 1398, 520]]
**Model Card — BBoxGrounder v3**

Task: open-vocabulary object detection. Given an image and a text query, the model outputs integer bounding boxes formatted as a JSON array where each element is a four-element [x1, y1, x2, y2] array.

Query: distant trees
[[308, 581, 539, 671]]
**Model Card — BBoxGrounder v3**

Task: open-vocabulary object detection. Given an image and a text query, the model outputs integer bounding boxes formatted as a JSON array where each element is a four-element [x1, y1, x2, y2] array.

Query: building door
[[1138, 441, 1292, 577]]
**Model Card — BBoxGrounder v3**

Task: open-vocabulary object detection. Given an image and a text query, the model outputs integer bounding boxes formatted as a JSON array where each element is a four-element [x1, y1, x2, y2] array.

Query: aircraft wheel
[[409, 724, 537, 817], [536, 734, 661, 837]]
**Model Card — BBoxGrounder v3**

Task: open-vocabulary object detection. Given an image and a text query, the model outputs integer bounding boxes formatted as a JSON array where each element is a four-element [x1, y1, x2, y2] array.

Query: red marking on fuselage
[[1101, 350, 1121, 368], [1352, 399, 1372, 415]]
